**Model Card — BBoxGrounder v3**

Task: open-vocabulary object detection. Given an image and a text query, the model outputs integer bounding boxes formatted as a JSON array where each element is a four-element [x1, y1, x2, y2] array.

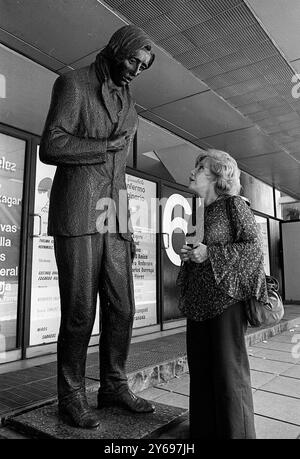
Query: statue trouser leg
[[97, 233, 155, 413], [54, 234, 103, 427], [98, 232, 135, 393]]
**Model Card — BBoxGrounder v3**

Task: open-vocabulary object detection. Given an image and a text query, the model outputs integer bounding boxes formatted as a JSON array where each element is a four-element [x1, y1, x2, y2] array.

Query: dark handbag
[[245, 275, 284, 327], [225, 197, 284, 328]]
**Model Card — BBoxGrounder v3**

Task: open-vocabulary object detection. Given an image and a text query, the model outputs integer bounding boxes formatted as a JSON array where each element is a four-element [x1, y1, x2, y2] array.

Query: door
[[282, 221, 300, 302]]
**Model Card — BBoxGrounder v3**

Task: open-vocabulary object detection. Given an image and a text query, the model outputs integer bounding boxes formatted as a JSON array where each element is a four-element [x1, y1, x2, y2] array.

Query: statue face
[[110, 49, 151, 87]]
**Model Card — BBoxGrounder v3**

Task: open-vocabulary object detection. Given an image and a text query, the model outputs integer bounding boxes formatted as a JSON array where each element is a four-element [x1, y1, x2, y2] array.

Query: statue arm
[[39, 75, 107, 166]]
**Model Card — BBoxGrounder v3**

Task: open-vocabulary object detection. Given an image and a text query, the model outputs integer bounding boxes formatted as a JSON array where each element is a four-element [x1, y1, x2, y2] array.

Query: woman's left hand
[[189, 243, 208, 263]]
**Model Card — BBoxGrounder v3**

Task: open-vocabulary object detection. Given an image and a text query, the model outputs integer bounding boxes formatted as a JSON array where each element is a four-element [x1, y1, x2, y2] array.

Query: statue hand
[[107, 133, 130, 153]]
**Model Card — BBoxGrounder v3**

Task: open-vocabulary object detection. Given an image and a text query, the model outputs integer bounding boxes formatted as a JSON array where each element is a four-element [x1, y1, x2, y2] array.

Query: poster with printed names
[[126, 174, 157, 328]]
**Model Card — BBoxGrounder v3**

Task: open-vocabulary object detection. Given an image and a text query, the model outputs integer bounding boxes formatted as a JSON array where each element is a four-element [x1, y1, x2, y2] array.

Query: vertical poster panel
[[29, 152, 59, 345], [126, 174, 157, 328], [255, 215, 270, 276], [0, 133, 25, 358], [29, 148, 99, 346], [161, 186, 193, 322]]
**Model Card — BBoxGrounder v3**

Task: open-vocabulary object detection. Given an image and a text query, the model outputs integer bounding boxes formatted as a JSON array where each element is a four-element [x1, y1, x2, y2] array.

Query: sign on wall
[[161, 185, 193, 322], [126, 174, 157, 328]]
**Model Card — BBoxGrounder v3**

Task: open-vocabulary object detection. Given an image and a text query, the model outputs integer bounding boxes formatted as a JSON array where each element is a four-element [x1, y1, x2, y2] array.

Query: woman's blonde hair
[[195, 149, 241, 196]]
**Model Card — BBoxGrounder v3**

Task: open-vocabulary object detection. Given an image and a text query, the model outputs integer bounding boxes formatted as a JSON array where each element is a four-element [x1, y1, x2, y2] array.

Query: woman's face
[[189, 160, 216, 197]]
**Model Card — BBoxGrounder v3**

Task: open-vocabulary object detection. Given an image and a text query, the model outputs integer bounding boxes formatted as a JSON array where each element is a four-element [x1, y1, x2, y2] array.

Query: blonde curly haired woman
[[178, 149, 268, 439]]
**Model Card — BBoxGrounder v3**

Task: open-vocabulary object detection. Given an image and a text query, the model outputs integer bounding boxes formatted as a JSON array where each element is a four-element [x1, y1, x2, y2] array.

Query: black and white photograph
[[0, 0, 300, 446]]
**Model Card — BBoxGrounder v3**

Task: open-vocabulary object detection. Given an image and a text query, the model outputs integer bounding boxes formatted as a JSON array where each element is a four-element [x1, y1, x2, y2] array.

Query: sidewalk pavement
[[0, 304, 299, 439], [145, 324, 300, 439]]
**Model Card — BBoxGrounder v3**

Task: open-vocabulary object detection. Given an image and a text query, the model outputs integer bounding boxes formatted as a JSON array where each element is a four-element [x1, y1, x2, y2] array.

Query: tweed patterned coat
[[177, 196, 269, 321], [39, 57, 138, 240]]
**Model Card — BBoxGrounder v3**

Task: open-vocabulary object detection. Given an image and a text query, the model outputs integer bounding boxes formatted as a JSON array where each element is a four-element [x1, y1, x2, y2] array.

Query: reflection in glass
[[255, 215, 270, 275], [137, 117, 203, 184], [276, 191, 300, 221], [0, 133, 25, 357]]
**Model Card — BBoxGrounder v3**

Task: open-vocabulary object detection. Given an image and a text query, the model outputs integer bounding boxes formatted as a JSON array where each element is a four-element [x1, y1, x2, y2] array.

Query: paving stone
[[247, 346, 264, 356], [270, 334, 300, 344], [280, 365, 300, 379], [148, 392, 189, 410], [156, 374, 190, 396], [249, 356, 294, 374], [134, 387, 164, 402], [250, 348, 296, 364], [253, 390, 300, 425], [250, 370, 277, 389], [255, 415, 300, 439], [259, 375, 300, 399], [252, 341, 295, 353], [6, 392, 187, 440]]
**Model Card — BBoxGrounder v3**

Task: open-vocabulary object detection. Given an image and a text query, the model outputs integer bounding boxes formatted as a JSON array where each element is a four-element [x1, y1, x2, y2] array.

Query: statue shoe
[[97, 388, 155, 413], [58, 396, 100, 429]]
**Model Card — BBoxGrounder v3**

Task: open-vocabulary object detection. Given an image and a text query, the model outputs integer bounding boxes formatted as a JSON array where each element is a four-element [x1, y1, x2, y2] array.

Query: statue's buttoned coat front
[[39, 59, 138, 240]]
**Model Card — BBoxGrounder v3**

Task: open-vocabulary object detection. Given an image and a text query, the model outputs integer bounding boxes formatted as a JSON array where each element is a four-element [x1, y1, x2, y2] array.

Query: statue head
[[102, 25, 155, 87]]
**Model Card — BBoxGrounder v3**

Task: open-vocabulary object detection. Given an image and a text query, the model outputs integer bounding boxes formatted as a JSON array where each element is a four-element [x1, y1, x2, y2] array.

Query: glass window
[[0, 43, 57, 136], [137, 117, 203, 184], [275, 191, 300, 221], [240, 171, 274, 217], [274, 189, 282, 219], [0, 133, 26, 357], [255, 215, 270, 275]]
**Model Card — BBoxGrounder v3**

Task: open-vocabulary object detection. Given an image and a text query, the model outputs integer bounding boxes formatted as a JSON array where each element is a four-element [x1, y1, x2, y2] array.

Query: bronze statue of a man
[[40, 25, 155, 428]]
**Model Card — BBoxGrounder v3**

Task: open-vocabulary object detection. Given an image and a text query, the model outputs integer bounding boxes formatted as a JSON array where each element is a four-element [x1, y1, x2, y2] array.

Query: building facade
[[0, 41, 294, 367]]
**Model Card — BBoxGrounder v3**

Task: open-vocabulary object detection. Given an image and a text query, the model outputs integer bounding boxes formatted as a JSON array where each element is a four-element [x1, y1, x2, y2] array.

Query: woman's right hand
[[180, 245, 192, 262]]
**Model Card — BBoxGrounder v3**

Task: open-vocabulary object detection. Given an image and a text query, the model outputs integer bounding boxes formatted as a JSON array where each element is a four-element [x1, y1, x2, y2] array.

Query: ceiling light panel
[[183, 20, 225, 47], [158, 33, 195, 56], [200, 38, 241, 60], [176, 48, 211, 68], [166, 0, 211, 29], [148, 0, 191, 15], [199, 0, 242, 16], [117, 0, 161, 25], [216, 52, 252, 72], [141, 15, 180, 41], [191, 61, 224, 80], [216, 3, 256, 34]]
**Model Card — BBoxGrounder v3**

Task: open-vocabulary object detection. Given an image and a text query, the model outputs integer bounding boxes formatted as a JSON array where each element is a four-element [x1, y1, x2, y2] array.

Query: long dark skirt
[[187, 302, 256, 439]]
